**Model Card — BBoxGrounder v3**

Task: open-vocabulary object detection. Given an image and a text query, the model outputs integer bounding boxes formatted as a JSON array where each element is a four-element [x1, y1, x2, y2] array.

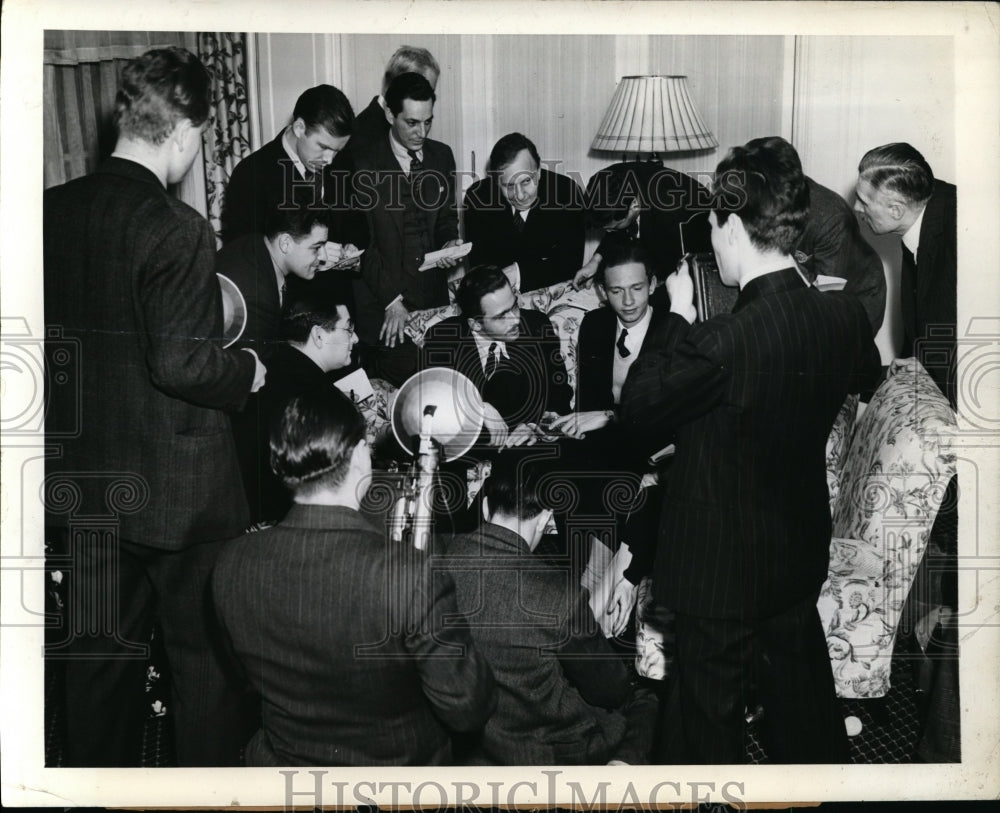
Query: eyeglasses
[[330, 325, 356, 337]]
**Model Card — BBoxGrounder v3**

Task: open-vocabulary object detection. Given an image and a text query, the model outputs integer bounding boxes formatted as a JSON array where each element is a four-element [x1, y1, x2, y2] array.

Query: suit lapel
[[374, 136, 405, 241], [915, 192, 944, 309]]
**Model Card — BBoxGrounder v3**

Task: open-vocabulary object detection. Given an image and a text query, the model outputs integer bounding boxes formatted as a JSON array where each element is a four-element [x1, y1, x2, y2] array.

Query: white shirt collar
[[110, 152, 164, 187], [472, 329, 510, 372], [388, 129, 421, 172], [902, 203, 927, 260], [281, 127, 310, 180], [616, 304, 653, 345]]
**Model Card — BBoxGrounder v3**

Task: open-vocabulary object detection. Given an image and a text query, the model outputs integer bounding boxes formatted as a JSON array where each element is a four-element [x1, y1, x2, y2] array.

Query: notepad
[[418, 242, 473, 271]]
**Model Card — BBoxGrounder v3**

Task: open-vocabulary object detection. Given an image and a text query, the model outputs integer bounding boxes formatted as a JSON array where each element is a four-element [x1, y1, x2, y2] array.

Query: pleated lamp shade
[[591, 75, 718, 154]]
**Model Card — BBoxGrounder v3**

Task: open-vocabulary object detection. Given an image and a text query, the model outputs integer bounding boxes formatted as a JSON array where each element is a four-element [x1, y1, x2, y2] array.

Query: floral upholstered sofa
[[817, 358, 957, 699]]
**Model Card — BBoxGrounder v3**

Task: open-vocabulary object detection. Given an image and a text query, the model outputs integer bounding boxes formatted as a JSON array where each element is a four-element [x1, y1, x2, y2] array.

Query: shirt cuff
[[385, 294, 404, 311]]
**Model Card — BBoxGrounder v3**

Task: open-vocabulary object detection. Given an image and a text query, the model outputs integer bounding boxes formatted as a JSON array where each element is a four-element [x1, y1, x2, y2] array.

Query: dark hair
[[382, 46, 440, 93], [858, 142, 934, 204], [263, 204, 331, 241], [583, 161, 709, 230], [455, 265, 511, 319], [595, 241, 654, 287], [269, 391, 366, 494], [489, 132, 541, 175], [114, 47, 211, 144], [292, 84, 354, 138], [482, 449, 548, 521], [280, 296, 350, 344], [711, 140, 810, 255], [384, 72, 436, 116]]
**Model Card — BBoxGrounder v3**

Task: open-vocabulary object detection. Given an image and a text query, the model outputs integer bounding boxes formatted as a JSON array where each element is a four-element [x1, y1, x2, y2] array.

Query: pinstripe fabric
[[621, 266, 879, 763], [212, 504, 496, 766], [620, 267, 882, 620]]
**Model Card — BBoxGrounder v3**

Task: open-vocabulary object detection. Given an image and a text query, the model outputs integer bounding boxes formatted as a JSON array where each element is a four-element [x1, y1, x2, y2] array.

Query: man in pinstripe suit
[[621, 141, 882, 764]]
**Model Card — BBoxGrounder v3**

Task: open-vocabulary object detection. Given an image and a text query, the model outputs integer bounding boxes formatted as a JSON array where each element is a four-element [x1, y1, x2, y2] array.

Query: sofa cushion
[[826, 394, 859, 514], [820, 358, 956, 698]]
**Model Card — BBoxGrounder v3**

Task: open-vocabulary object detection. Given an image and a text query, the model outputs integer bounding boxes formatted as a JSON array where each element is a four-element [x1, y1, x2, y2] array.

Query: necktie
[[485, 342, 499, 380], [616, 328, 630, 359], [406, 149, 423, 176], [512, 208, 525, 234]]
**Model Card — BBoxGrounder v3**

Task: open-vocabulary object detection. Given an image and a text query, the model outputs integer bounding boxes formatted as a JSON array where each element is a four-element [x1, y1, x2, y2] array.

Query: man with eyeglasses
[[419, 264, 572, 450], [235, 297, 360, 525], [464, 132, 585, 293]]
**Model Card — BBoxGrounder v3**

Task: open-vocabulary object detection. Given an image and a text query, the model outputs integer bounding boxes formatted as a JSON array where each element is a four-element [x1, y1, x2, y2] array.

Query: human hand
[[380, 300, 410, 347], [242, 348, 267, 393], [481, 403, 509, 447], [500, 263, 520, 293], [666, 253, 697, 324], [548, 410, 612, 439], [572, 266, 595, 290], [436, 238, 464, 268], [605, 576, 638, 637], [504, 422, 540, 447]]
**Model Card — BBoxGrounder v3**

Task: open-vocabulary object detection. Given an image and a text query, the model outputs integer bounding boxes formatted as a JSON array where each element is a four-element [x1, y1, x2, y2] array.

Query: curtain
[[43, 31, 196, 189], [198, 33, 253, 244]]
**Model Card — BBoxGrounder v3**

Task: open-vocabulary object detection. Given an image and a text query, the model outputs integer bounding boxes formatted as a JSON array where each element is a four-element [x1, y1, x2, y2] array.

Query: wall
[[790, 35, 956, 360]]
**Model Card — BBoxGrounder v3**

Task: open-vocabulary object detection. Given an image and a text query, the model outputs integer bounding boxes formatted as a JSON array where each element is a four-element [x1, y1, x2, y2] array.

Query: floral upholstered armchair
[[817, 358, 957, 699]]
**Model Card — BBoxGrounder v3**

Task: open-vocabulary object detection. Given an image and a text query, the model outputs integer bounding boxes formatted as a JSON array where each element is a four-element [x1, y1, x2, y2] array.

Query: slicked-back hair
[[263, 204, 331, 242], [114, 47, 211, 145], [280, 296, 349, 344], [482, 449, 548, 521], [291, 84, 354, 138], [488, 132, 541, 175], [595, 241, 654, 287], [456, 265, 512, 319], [382, 45, 440, 93], [269, 390, 365, 495], [858, 142, 935, 205], [384, 72, 436, 116], [712, 140, 810, 255]]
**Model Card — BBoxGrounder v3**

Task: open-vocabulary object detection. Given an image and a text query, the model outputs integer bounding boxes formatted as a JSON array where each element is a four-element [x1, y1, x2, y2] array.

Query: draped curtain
[[43, 30, 197, 189], [197, 33, 253, 243]]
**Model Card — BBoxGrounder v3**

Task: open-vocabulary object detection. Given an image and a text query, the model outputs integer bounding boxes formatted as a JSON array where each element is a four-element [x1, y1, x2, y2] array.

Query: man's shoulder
[[539, 168, 584, 207], [231, 134, 284, 173], [579, 304, 615, 336], [464, 176, 500, 208], [423, 137, 455, 165], [520, 307, 558, 332], [424, 313, 468, 341], [217, 233, 265, 272]]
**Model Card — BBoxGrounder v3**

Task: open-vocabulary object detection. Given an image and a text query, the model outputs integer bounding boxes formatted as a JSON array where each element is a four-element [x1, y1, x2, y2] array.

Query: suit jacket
[[621, 268, 882, 620], [213, 503, 497, 766], [231, 343, 331, 524], [215, 234, 283, 358], [221, 132, 363, 246], [594, 163, 713, 279], [420, 309, 572, 429], [576, 304, 667, 413], [795, 176, 887, 333], [350, 134, 460, 338], [44, 158, 255, 549], [464, 169, 585, 291], [901, 179, 957, 406], [437, 523, 651, 764]]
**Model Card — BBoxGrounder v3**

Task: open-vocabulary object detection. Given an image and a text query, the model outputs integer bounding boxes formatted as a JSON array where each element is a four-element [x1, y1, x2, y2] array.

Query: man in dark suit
[[214, 389, 496, 766], [351, 72, 463, 386], [744, 137, 887, 334], [621, 139, 882, 763], [464, 132, 585, 292], [574, 160, 712, 289], [419, 264, 573, 450], [233, 297, 359, 525], [435, 450, 655, 764], [551, 241, 669, 631], [43, 47, 266, 766], [855, 142, 956, 406], [855, 142, 959, 763], [216, 205, 332, 359]]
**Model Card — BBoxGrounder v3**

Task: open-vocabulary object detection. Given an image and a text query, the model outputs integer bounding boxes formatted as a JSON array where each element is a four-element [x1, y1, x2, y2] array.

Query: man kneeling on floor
[[436, 449, 656, 765]]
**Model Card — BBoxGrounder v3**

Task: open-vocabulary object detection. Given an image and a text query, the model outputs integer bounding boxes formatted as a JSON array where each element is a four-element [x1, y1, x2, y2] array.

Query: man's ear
[[384, 106, 395, 126], [724, 212, 743, 245], [292, 117, 306, 139], [481, 496, 490, 522], [467, 317, 483, 334], [648, 275, 658, 294]]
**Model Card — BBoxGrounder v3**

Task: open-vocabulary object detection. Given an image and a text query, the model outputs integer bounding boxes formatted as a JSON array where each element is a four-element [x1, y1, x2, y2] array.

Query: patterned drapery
[[198, 33, 253, 244]]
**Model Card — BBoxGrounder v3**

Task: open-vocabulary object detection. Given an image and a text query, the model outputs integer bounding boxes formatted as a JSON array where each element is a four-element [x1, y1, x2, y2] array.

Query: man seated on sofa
[[214, 389, 496, 766], [419, 264, 572, 449], [464, 132, 585, 292], [435, 449, 655, 765]]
